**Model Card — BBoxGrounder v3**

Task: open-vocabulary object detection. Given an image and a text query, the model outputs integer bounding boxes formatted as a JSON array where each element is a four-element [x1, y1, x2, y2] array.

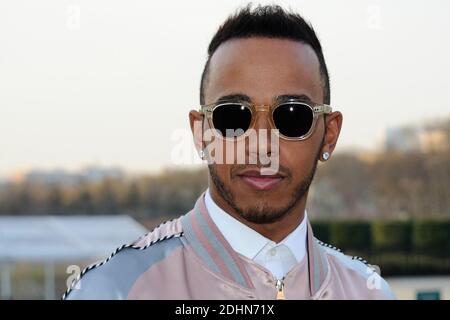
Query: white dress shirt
[[204, 188, 307, 280]]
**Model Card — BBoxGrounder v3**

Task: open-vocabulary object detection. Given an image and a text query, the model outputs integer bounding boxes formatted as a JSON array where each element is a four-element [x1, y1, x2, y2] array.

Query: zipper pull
[[276, 279, 285, 300]]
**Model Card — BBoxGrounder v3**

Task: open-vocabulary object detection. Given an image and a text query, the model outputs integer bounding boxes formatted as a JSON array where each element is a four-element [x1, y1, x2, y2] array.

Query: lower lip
[[240, 176, 283, 191]]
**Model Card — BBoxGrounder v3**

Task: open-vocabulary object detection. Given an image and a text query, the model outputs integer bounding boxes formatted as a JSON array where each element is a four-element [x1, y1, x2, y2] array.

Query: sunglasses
[[199, 98, 333, 140]]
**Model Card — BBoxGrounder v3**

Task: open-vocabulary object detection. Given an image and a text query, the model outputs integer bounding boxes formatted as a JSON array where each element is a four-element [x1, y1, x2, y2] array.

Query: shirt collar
[[204, 188, 307, 263]]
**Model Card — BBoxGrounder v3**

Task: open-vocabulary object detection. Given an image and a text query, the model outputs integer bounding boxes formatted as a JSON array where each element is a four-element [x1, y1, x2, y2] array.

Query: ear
[[320, 111, 343, 161], [189, 110, 204, 154]]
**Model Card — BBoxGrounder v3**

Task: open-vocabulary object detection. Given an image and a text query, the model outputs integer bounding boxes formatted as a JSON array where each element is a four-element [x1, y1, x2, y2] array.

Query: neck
[[208, 185, 307, 243]]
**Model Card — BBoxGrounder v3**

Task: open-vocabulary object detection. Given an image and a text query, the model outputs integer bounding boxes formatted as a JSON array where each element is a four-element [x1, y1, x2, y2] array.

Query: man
[[64, 4, 394, 300]]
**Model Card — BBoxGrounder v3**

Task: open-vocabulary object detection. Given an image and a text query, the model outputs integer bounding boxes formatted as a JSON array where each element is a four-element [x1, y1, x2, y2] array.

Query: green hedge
[[329, 221, 372, 253], [310, 219, 450, 275], [310, 221, 330, 244], [311, 219, 450, 257], [372, 220, 412, 253], [412, 220, 450, 257]]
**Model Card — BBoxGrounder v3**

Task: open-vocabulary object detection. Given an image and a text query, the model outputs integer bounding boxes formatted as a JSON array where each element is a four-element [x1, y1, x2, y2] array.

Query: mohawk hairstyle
[[200, 4, 330, 105]]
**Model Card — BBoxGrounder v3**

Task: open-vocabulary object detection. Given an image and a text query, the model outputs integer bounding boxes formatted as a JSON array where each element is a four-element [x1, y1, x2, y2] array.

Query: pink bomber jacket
[[63, 192, 395, 300]]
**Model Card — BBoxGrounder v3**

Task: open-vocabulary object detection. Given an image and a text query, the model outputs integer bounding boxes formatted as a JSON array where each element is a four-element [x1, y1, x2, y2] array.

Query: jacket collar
[[181, 192, 329, 296], [306, 221, 329, 296]]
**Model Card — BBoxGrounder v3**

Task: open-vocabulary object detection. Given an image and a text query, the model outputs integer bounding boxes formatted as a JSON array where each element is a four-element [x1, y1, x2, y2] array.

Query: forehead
[[205, 37, 323, 104]]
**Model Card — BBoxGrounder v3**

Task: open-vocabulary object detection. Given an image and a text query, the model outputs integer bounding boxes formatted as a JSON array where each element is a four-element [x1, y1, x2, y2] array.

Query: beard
[[208, 146, 322, 224]]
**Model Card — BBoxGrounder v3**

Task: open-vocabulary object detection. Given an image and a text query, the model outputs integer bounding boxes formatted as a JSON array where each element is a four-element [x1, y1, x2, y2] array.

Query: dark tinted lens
[[212, 104, 252, 137], [273, 103, 313, 138]]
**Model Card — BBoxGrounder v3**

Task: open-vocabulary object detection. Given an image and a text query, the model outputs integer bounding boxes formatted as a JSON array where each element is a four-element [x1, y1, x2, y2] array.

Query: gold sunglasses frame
[[198, 98, 333, 141]]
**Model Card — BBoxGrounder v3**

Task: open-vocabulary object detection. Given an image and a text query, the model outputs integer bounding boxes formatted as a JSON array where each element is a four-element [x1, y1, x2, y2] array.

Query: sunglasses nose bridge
[[252, 104, 275, 132], [254, 105, 271, 113]]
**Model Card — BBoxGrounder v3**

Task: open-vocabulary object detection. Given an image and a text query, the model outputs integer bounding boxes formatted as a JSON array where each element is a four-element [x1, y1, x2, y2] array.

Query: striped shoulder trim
[[316, 239, 343, 253], [131, 217, 182, 248], [317, 240, 379, 274], [351, 255, 369, 265], [351, 255, 380, 274], [61, 218, 183, 300]]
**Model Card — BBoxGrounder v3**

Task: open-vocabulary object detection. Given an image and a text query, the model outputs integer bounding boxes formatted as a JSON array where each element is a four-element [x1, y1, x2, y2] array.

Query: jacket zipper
[[276, 278, 285, 300]]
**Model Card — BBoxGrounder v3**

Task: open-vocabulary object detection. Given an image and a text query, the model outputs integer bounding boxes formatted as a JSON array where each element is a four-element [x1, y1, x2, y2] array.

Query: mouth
[[237, 169, 285, 191]]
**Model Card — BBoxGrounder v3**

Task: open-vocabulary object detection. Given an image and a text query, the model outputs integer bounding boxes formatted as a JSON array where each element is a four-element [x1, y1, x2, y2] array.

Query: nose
[[253, 106, 272, 132], [246, 106, 275, 164]]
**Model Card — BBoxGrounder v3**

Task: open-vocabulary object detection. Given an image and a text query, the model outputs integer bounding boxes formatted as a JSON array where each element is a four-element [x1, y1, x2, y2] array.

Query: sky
[[1, 0, 449, 177]]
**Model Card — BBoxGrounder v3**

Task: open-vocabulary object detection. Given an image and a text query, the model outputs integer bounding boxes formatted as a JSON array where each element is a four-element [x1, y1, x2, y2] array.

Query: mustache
[[230, 164, 292, 179]]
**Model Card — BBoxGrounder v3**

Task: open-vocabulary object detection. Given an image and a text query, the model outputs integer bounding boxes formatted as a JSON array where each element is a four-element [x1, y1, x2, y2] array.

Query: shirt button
[[269, 248, 277, 256]]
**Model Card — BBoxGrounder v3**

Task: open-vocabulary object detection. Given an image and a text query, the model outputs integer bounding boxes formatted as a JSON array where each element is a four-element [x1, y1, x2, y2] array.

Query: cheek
[[278, 140, 320, 177], [280, 147, 309, 170], [212, 163, 233, 182], [280, 119, 325, 166]]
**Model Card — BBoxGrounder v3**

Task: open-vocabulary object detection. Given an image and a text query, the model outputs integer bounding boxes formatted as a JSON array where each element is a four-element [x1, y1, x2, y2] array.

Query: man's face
[[191, 37, 340, 224]]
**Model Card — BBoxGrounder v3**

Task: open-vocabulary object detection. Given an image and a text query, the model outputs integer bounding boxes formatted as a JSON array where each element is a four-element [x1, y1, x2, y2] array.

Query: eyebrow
[[216, 94, 251, 103], [275, 94, 312, 103], [215, 93, 313, 104]]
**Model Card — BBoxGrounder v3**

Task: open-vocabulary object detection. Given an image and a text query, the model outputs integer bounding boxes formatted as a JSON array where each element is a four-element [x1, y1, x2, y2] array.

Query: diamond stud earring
[[322, 151, 330, 161]]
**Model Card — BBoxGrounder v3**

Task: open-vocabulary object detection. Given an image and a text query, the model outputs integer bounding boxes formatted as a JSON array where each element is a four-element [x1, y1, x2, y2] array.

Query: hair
[[199, 4, 330, 105]]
